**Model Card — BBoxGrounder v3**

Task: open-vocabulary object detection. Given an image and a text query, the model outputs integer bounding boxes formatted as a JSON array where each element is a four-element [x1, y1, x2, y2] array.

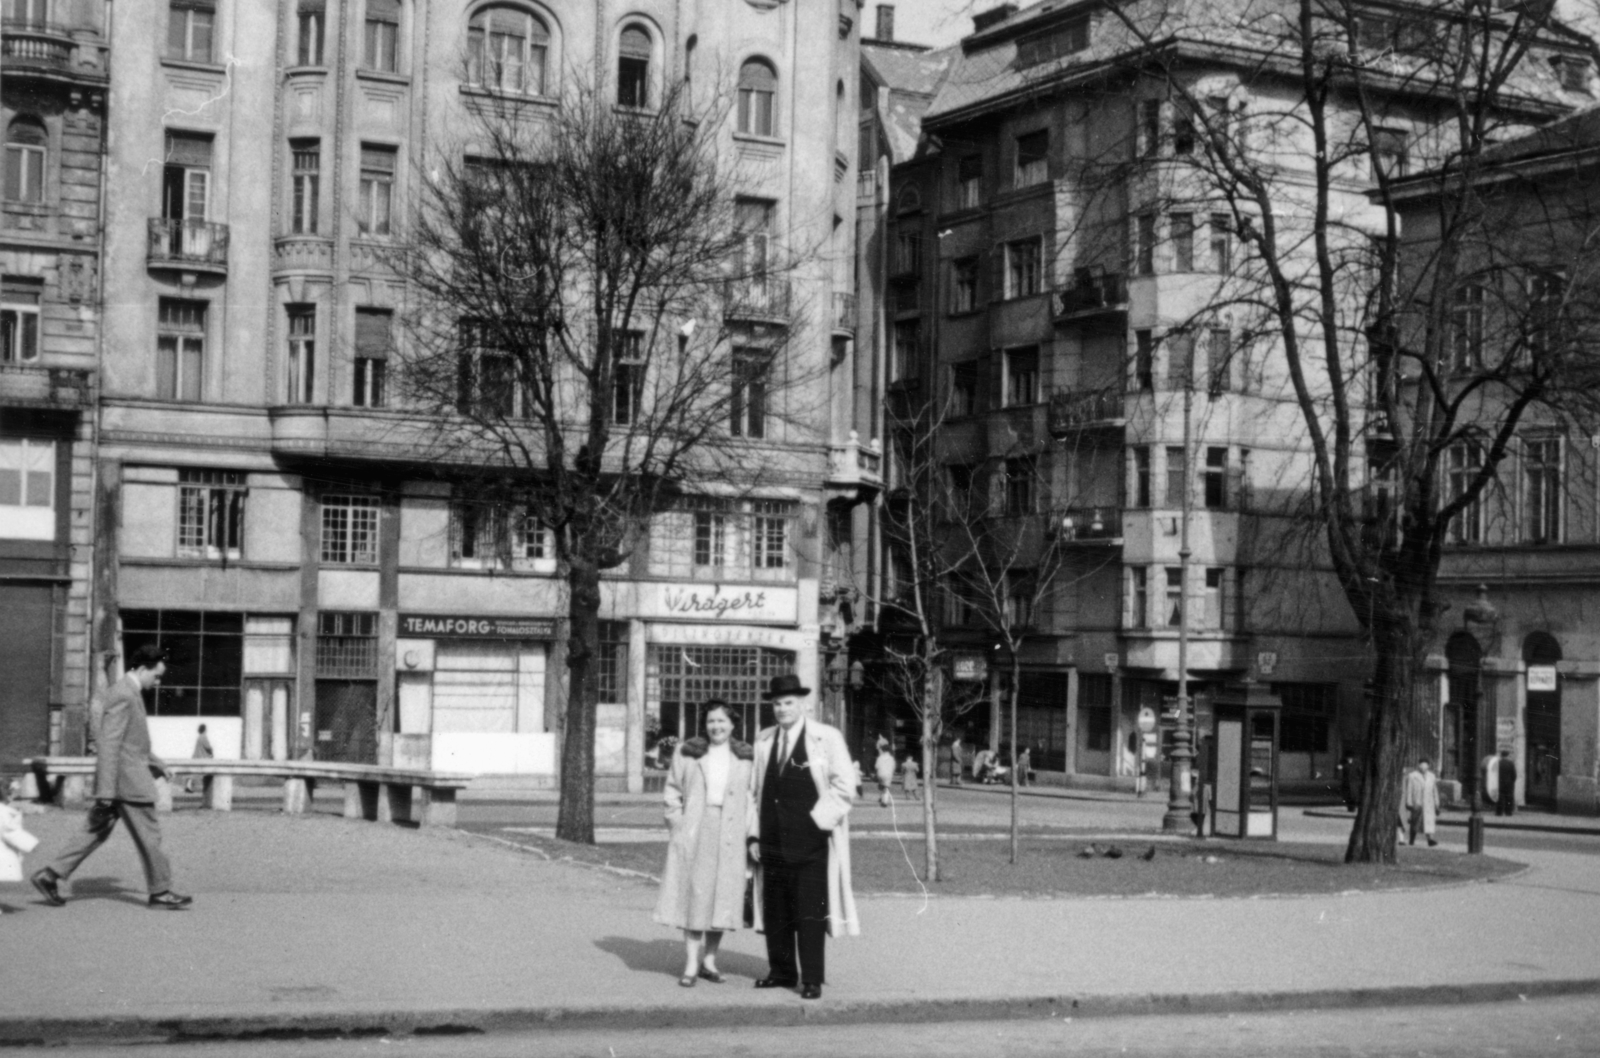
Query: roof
[[1479, 99, 1600, 165], [863, 43, 960, 164]]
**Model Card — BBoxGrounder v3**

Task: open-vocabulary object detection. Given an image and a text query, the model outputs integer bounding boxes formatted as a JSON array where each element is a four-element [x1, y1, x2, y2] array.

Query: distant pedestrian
[[655, 700, 754, 988], [1339, 749, 1361, 811], [874, 744, 895, 807], [1403, 760, 1440, 846], [31, 645, 193, 910], [971, 747, 992, 783], [184, 723, 215, 794], [901, 754, 919, 799], [1496, 750, 1518, 817], [1016, 747, 1032, 787], [949, 735, 964, 786]]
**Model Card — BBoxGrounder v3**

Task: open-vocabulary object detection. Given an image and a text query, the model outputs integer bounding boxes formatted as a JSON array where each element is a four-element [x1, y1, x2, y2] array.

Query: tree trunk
[[921, 710, 939, 882], [556, 561, 601, 844], [1008, 653, 1020, 866], [1345, 612, 1421, 864]]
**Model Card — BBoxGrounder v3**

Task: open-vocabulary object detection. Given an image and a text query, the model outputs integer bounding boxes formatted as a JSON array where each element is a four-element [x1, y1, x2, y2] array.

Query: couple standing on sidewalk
[[653, 674, 857, 1001], [30, 645, 192, 911]]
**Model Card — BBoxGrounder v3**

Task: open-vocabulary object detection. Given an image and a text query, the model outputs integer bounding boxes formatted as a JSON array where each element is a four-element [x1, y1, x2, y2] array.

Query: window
[[457, 322, 530, 418], [734, 198, 773, 278], [468, 5, 550, 94], [177, 469, 245, 560], [1172, 105, 1196, 156], [731, 349, 768, 438], [951, 256, 979, 313], [617, 24, 651, 108], [1132, 446, 1151, 507], [946, 463, 978, 513], [286, 305, 316, 404], [1451, 284, 1483, 371], [737, 59, 777, 136], [692, 498, 728, 567], [1129, 567, 1148, 627], [1136, 99, 1161, 159], [1005, 346, 1039, 407], [1135, 213, 1155, 275], [649, 497, 796, 580], [321, 494, 381, 564], [157, 298, 206, 401], [956, 155, 982, 209], [450, 500, 550, 569], [354, 308, 390, 408], [1528, 269, 1566, 357], [1445, 442, 1483, 545], [1210, 213, 1232, 273], [316, 611, 378, 677], [1553, 55, 1591, 92], [358, 145, 396, 236], [1165, 446, 1186, 507], [1171, 212, 1194, 271], [1005, 237, 1042, 298], [296, 0, 325, 65], [1004, 456, 1037, 515], [1164, 567, 1183, 627], [290, 139, 320, 234], [1204, 447, 1227, 509], [950, 361, 978, 417], [892, 320, 921, 382], [1206, 326, 1232, 394], [1134, 330, 1154, 391], [597, 621, 627, 703], [1371, 127, 1408, 179], [121, 610, 249, 717], [3, 118, 46, 203], [364, 0, 400, 73], [1524, 437, 1561, 545], [613, 328, 645, 424], [1015, 130, 1048, 187], [1203, 568, 1227, 629], [752, 500, 790, 570], [167, 0, 215, 63], [0, 438, 54, 540], [7, 0, 48, 28], [944, 576, 980, 627], [161, 131, 211, 226], [1, 282, 41, 363], [893, 229, 922, 275], [1014, 18, 1089, 66], [1166, 330, 1194, 390], [1004, 570, 1035, 629]]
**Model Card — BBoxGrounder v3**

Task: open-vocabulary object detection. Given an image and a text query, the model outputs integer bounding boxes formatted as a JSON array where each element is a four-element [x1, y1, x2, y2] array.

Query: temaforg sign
[[399, 614, 557, 640]]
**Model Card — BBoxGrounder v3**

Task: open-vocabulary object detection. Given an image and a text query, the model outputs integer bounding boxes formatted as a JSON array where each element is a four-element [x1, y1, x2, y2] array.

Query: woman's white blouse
[[703, 741, 732, 807]]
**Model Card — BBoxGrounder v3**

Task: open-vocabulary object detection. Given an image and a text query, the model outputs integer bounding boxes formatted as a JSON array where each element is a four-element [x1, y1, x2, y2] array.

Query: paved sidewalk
[[2, 804, 1599, 1046]]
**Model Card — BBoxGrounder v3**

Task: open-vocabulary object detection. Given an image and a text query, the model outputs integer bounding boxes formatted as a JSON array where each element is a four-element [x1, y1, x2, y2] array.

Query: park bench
[[22, 757, 473, 828]]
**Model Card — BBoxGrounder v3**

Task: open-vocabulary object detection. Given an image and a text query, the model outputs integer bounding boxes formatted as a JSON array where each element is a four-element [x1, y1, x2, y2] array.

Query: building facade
[[1, 0, 107, 763], [91, 0, 867, 791]]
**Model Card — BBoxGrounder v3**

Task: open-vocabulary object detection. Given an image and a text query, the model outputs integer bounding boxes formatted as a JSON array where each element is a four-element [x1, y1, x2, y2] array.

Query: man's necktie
[[779, 729, 790, 769]]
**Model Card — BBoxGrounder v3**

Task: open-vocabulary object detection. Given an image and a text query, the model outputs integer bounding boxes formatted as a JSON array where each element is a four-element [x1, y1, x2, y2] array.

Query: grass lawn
[[487, 832, 1523, 899]]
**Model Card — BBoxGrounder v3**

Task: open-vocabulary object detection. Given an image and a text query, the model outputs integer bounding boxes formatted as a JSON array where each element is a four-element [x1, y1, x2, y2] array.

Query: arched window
[[737, 59, 777, 136], [468, 5, 550, 95], [617, 24, 651, 108], [4, 118, 47, 204]]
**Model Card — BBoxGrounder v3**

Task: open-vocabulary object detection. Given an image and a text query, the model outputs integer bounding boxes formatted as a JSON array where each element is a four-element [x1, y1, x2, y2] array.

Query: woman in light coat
[[654, 700, 755, 987]]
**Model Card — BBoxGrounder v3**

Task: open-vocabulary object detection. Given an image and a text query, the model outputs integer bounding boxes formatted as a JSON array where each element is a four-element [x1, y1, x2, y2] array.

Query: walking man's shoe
[[148, 890, 193, 910], [31, 868, 65, 907]]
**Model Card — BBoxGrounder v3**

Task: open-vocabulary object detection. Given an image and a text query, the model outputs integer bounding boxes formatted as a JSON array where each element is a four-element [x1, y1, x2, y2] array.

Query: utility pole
[[1162, 366, 1195, 832]]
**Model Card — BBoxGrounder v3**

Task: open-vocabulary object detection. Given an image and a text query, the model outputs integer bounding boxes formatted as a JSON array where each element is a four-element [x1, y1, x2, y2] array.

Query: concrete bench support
[[379, 783, 413, 824], [61, 774, 87, 805], [417, 786, 457, 827], [283, 777, 311, 815], [202, 775, 233, 811]]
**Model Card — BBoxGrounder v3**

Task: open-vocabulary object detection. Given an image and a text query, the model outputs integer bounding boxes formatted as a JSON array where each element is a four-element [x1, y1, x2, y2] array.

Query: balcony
[[1046, 506, 1123, 545], [148, 219, 230, 275], [1046, 387, 1125, 437], [723, 276, 791, 323], [0, 363, 91, 410], [268, 406, 445, 465], [825, 431, 883, 504], [1053, 270, 1127, 329], [2, 20, 106, 83], [833, 291, 857, 338]]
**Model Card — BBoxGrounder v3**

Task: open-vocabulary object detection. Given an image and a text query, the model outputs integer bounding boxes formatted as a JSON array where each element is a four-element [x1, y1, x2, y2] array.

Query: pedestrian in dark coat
[[1339, 750, 1362, 811], [1496, 750, 1518, 816]]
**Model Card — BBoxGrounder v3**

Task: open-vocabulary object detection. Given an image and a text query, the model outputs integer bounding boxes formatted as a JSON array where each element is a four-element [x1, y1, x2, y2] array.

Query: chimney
[[973, 4, 1019, 32], [876, 4, 895, 42]]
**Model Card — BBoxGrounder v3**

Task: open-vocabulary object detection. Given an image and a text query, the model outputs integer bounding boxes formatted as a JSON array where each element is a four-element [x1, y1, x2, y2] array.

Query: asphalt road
[[32, 995, 1600, 1057]]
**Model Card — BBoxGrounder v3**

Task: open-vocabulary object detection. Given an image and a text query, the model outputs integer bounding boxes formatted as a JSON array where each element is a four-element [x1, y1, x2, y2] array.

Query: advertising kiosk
[[1210, 681, 1282, 839]]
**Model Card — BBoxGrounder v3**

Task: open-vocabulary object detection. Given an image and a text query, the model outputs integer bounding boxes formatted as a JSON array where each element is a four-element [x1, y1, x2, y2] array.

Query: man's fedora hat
[[763, 673, 812, 700]]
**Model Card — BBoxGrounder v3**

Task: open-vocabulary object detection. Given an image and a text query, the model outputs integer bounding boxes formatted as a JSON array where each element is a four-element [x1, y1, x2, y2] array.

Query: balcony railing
[[148, 218, 230, 272], [1047, 387, 1125, 436], [1047, 506, 1122, 544], [0, 363, 92, 409], [826, 431, 883, 503], [723, 276, 791, 321], [1053, 271, 1128, 326], [2, 19, 72, 70], [833, 291, 858, 335]]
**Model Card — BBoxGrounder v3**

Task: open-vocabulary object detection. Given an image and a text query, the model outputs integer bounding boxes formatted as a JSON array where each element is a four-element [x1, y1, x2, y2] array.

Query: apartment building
[[1, 0, 107, 762], [93, 0, 866, 791], [859, 0, 1589, 788]]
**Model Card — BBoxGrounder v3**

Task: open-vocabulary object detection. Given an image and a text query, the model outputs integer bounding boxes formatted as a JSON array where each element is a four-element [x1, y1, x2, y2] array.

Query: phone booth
[[1210, 681, 1282, 839]]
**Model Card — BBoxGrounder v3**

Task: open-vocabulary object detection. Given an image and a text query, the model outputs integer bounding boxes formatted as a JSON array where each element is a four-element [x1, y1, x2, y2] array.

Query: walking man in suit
[[32, 644, 193, 910], [748, 673, 857, 1000]]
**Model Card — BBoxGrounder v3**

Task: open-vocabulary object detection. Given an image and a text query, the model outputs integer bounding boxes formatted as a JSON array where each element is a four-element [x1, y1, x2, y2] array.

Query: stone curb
[[4, 976, 1599, 1047], [1301, 808, 1600, 837]]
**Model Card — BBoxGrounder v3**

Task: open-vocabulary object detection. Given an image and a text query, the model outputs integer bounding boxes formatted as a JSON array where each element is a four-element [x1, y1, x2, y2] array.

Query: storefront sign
[[952, 654, 988, 682], [398, 613, 556, 640], [637, 582, 798, 624], [1527, 665, 1558, 692]]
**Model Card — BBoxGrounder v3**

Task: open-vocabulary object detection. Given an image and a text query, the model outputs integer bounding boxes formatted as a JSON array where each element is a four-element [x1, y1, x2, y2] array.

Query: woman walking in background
[[655, 700, 755, 987]]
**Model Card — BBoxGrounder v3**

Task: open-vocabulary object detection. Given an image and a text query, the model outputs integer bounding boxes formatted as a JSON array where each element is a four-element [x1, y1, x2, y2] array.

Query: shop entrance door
[[0, 584, 52, 763], [1526, 693, 1560, 808], [314, 680, 377, 763]]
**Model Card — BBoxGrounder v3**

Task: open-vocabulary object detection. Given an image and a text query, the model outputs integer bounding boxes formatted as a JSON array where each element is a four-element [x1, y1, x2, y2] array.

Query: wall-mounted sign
[[1527, 665, 1558, 692], [636, 582, 798, 624], [399, 614, 557, 640], [1256, 651, 1279, 676], [952, 654, 988, 682], [1103, 652, 1120, 671]]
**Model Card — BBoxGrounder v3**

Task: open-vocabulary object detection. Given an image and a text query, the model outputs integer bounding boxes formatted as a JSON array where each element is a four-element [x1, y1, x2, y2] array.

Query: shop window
[[1272, 682, 1334, 755], [121, 610, 244, 716], [177, 469, 245, 560], [0, 437, 54, 540], [1080, 673, 1113, 752], [320, 493, 380, 564], [646, 644, 793, 764], [316, 611, 378, 677]]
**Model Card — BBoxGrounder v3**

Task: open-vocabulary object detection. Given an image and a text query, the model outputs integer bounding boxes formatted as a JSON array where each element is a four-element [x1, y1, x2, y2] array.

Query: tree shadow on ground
[[594, 936, 767, 981]]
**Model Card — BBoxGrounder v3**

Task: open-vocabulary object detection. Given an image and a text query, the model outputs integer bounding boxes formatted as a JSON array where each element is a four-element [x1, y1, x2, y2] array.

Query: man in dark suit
[[1496, 749, 1518, 817], [32, 645, 193, 910], [748, 673, 856, 1000]]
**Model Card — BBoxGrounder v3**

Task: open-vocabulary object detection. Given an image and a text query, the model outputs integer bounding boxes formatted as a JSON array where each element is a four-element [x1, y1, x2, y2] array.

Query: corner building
[[97, 0, 867, 790]]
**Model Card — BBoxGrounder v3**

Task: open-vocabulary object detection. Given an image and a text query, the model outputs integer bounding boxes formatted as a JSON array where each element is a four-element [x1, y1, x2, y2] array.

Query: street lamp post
[[1462, 583, 1498, 855], [1162, 379, 1195, 833]]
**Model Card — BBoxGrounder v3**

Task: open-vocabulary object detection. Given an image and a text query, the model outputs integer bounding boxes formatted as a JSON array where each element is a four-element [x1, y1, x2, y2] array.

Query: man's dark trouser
[[1497, 790, 1515, 817], [1407, 807, 1424, 845], [763, 853, 829, 986], [47, 799, 172, 895]]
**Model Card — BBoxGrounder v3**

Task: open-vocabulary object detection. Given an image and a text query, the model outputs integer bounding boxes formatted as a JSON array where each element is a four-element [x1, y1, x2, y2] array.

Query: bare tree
[[1101, 0, 1600, 860], [392, 80, 816, 843]]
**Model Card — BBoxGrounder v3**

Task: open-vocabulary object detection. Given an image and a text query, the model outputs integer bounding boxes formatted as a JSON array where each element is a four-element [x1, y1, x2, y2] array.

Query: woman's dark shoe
[[697, 967, 726, 984]]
